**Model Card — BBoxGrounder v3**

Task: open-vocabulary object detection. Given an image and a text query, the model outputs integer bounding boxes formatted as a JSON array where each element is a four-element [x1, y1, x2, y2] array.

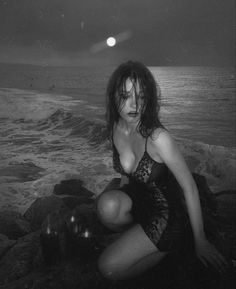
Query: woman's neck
[[117, 119, 139, 135]]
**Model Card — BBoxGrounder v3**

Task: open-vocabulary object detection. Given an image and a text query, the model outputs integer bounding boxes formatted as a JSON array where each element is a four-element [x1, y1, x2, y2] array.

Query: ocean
[[0, 63, 235, 213]]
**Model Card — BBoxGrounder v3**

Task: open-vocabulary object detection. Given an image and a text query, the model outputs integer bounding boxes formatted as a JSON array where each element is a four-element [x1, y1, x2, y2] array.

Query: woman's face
[[117, 78, 145, 124]]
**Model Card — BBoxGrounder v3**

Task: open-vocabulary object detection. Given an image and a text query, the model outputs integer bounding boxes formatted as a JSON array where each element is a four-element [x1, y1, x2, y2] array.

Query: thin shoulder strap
[[111, 128, 118, 152], [145, 137, 148, 152], [144, 127, 165, 151]]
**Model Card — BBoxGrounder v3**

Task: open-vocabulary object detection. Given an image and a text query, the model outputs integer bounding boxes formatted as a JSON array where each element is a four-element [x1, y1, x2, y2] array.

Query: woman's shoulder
[[149, 128, 181, 161], [150, 127, 170, 141], [149, 128, 175, 150]]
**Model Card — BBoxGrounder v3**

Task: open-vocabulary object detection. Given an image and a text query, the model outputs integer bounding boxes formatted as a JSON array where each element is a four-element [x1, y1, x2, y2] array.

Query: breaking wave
[[35, 108, 236, 192], [36, 109, 108, 147], [0, 88, 235, 213]]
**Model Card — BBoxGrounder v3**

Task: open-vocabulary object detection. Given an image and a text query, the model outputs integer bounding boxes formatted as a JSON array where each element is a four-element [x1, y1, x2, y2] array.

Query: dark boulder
[[53, 179, 94, 198], [0, 234, 16, 259], [0, 231, 41, 286], [61, 195, 94, 210], [0, 211, 30, 239], [215, 190, 236, 220], [0, 178, 235, 289], [23, 195, 67, 231]]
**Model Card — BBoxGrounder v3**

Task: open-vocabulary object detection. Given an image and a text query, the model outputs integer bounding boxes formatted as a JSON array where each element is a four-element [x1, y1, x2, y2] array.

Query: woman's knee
[[96, 191, 121, 223]]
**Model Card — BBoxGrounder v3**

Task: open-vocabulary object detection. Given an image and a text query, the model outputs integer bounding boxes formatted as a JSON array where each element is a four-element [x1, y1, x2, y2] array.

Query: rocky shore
[[0, 177, 235, 289]]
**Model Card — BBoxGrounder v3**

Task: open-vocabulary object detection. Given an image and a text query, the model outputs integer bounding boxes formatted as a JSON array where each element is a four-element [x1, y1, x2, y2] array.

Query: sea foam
[[0, 88, 235, 213]]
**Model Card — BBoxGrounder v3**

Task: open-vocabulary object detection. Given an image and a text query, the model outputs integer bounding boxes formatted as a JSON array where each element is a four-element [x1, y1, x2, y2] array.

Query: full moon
[[106, 37, 116, 47], [90, 31, 132, 53]]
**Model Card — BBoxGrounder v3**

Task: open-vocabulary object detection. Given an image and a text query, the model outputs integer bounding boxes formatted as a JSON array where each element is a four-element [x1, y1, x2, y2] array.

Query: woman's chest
[[114, 133, 145, 174]]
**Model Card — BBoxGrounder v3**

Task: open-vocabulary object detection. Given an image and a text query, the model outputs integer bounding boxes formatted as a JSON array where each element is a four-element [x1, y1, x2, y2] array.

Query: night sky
[[0, 0, 235, 66]]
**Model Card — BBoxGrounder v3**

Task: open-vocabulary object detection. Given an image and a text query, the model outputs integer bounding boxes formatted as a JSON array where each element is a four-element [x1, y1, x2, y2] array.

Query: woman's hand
[[195, 237, 228, 273]]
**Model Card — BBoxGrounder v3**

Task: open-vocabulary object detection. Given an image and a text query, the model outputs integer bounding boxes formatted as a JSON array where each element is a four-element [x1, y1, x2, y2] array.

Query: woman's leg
[[96, 190, 133, 232], [98, 223, 167, 280]]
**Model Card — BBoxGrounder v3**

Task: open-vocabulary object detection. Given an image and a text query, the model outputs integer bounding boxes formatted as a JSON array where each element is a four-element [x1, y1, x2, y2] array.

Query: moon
[[90, 30, 132, 53], [106, 37, 116, 47]]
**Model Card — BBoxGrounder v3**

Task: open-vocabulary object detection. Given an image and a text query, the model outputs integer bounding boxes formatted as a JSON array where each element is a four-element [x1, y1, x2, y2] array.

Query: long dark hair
[[106, 60, 163, 139]]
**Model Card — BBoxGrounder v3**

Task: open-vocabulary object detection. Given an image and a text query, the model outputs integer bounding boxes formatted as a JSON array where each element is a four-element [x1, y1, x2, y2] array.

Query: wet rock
[[0, 211, 30, 239], [0, 272, 45, 289], [185, 155, 201, 172], [53, 179, 94, 198], [215, 190, 236, 220], [23, 195, 67, 231], [0, 231, 41, 286], [0, 178, 235, 289], [193, 173, 218, 212], [0, 263, 107, 289], [215, 190, 236, 260], [62, 196, 94, 210], [0, 234, 16, 258], [0, 163, 45, 182], [102, 177, 121, 192]]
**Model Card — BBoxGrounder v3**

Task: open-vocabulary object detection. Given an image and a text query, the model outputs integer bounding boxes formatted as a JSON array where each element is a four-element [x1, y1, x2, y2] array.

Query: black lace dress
[[112, 135, 193, 252]]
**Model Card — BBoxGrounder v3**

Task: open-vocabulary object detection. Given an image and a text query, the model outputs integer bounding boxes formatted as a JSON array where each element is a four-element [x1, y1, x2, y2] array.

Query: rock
[[0, 231, 41, 286], [193, 173, 218, 212], [215, 190, 236, 260], [215, 190, 236, 220], [101, 177, 121, 192], [53, 179, 94, 198], [0, 272, 45, 289], [0, 211, 31, 239], [0, 163, 45, 182], [23, 195, 67, 231], [0, 178, 235, 289], [62, 196, 94, 210], [0, 263, 107, 289], [0, 234, 16, 258]]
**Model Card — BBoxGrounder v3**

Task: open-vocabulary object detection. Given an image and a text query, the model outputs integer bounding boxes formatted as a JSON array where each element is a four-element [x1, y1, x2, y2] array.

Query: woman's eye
[[139, 93, 145, 100], [120, 93, 129, 99]]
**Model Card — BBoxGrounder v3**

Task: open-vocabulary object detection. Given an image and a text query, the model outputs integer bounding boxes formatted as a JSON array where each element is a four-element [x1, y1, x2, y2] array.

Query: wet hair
[[106, 60, 163, 139]]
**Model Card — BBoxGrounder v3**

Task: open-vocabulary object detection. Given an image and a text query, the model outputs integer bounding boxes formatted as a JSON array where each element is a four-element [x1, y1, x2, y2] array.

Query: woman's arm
[[150, 129, 227, 271]]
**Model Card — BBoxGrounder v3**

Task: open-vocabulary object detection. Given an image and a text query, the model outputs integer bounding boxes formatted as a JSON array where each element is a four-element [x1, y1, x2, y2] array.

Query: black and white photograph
[[0, 0, 235, 288]]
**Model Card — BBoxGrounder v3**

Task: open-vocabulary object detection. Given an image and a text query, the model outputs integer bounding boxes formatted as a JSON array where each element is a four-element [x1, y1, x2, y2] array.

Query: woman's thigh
[[98, 223, 167, 277]]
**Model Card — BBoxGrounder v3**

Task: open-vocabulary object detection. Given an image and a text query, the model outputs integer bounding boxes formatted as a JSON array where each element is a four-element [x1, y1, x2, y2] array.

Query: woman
[[96, 60, 227, 280]]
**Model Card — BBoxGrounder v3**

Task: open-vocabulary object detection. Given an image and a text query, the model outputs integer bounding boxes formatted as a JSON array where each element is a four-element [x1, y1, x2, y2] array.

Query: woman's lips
[[127, 112, 139, 117]]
